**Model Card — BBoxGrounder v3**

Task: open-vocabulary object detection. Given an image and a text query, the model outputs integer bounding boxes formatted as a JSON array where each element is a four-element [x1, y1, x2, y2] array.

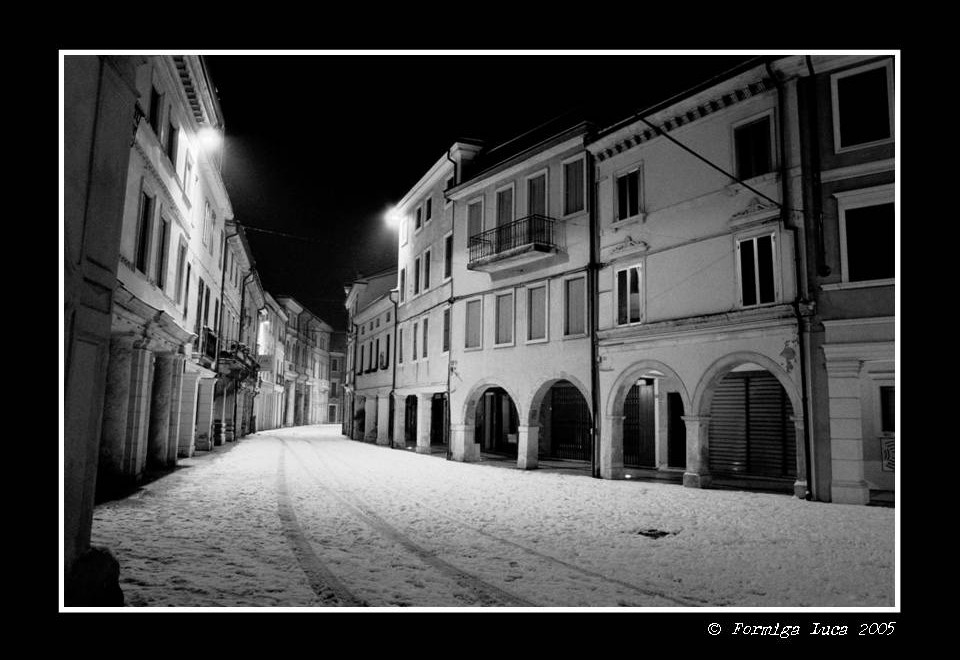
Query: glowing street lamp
[[384, 206, 404, 229], [197, 126, 222, 153]]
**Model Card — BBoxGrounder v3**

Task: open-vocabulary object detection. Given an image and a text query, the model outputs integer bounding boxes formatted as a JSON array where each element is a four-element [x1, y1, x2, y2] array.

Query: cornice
[[591, 78, 776, 163]]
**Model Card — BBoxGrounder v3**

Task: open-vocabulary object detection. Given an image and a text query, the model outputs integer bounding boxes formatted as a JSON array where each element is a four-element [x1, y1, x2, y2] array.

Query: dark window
[[444, 234, 453, 279], [565, 278, 585, 335], [399, 269, 406, 302], [148, 86, 162, 136], [413, 322, 418, 359], [495, 293, 513, 345], [422, 318, 429, 358], [423, 250, 431, 290], [398, 328, 404, 363], [616, 169, 641, 220], [414, 257, 421, 294], [496, 188, 513, 227], [528, 285, 546, 341], [358, 345, 364, 373], [738, 234, 777, 306], [844, 202, 894, 282], [134, 191, 154, 273], [156, 216, 170, 288], [564, 158, 585, 215], [443, 308, 450, 352], [880, 386, 895, 433], [174, 242, 187, 304], [528, 174, 546, 216], [465, 300, 481, 348], [165, 120, 178, 164], [184, 264, 191, 313], [735, 116, 773, 180], [468, 201, 483, 240], [836, 64, 892, 149], [374, 338, 380, 371], [384, 334, 390, 367], [415, 206, 422, 230], [426, 197, 432, 222]]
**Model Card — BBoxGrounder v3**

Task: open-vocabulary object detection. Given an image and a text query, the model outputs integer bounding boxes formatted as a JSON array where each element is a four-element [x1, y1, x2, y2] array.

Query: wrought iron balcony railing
[[201, 327, 218, 361], [468, 214, 558, 266]]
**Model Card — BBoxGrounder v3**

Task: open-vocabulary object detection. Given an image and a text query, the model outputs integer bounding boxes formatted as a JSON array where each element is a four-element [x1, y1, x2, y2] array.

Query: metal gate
[[546, 381, 592, 460], [623, 379, 656, 467]]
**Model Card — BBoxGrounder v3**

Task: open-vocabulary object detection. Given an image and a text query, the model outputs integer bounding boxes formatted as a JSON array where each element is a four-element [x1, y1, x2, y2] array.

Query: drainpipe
[[587, 148, 602, 479], [350, 321, 359, 440], [766, 61, 813, 501], [804, 57, 830, 277], [214, 222, 237, 374], [235, 270, 255, 440], [444, 147, 458, 461], [388, 291, 399, 449]]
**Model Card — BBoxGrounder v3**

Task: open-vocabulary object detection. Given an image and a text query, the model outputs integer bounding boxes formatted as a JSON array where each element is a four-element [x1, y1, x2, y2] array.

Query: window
[[134, 190, 154, 274], [174, 240, 187, 304], [374, 338, 380, 371], [467, 200, 483, 240], [422, 318, 429, 358], [202, 201, 210, 248], [375, 318, 380, 329], [563, 156, 585, 215], [398, 328, 404, 363], [384, 334, 390, 367], [444, 233, 453, 280], [527, 172, 547, 216], [832, 60, 893, 151], [465, 299, 482, 349], [425, 197, 432, 223], [442, 307, 450, 353], [737, 233, 778, 307], [148, 86, 163, 136], [184, 264, 191, 313], [496, 186, 514, 227], [836, 186, 895, 284], [156, 215, 171, 289], [616, 167, 642, 221], [415, 206, 422, 231], [359, 345, 364, 373], [564, 276, 586, 336], [165, 119, 178, 165], [218, 229, 225, 270], [331, 358, 339, 373], [734, 114, 774, 180], [194, 279, 205, 334], [527, 283, 547, 341], [400, 218, 408, 246], [495, 292, 514, 346], [616, 264, 644, 325], [368, 341, 374, 371], [399, 268, 406, 302], [414, 257, 421, 295], [413, 322, 418, 360], [184, 152, 194, 197], [423, 249, 431, 291], [880, 385, 895, 434]]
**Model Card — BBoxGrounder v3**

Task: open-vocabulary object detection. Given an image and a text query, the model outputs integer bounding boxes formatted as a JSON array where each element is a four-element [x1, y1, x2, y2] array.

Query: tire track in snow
[[276, 446, 367, 606], [317, 440, 709, 607], [281, 438, 537, 607]]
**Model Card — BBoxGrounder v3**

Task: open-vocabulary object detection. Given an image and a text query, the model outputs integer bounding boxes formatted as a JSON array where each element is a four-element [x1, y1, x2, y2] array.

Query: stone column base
[[415, 445, 432, 454], [793, 479, 809, 499], [831, 480, 870, 505], [683, 472, 712, 489]]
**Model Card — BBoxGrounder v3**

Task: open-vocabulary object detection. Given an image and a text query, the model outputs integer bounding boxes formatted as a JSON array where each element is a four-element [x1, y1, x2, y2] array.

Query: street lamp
[[384, 206, 404, 229]]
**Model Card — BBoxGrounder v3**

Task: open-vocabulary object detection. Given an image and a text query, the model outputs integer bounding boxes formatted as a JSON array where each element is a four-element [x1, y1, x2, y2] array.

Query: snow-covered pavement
[[90, 425, 896, 608]]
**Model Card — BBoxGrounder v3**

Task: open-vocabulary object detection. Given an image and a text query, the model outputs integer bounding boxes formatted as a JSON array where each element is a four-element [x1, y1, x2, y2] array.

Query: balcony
[[193, 326, 219, 368], [467, 214, 561, 272], [218, 339, 260, 380]]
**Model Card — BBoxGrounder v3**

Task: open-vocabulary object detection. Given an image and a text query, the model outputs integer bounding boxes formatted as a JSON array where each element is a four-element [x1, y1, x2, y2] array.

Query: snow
[[90, 425, 896, 609]]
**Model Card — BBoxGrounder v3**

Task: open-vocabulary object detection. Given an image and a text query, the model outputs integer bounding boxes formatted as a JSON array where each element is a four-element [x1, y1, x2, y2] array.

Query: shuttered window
[[495, 292, 514, 345], [422, 318, 429, 358], [442, 308, 450, 352], [465, 299, 482, 348], [467, 200, 483, 240], [156, 216, 170, 289], [564, 277, 586, 336], [527, 284, 547, 341], [528, 173, 546, 216], [134, 191, 154, 273], [564, 158, 585, 215], [496, 188, 513, 227]]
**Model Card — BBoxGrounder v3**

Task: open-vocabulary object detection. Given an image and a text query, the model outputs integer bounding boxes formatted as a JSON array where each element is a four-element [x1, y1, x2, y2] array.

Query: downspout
[[587, 148, 602, 479], [804, 57, 830, 277], [214, 222, 236, 374], [389, 294, 399, 449], [350, 321, 359, 440], [235, 270, 255, 439], [444, 147, 458, 461], [766, 61, 813, 501]]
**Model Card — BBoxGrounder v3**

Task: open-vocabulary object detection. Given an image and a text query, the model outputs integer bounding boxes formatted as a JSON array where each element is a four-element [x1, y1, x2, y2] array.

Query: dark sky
[[203, 54, 757, 330]]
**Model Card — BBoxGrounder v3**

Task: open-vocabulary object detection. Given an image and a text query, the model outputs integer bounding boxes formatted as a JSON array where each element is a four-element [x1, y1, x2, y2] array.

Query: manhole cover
[[634, 528, 674, 539]]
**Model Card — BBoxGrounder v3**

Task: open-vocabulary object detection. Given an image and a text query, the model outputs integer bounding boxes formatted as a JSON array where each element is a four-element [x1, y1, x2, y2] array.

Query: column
[[826, 359, 869, 504], [599, 414, 625, 479], [194, 377, 216, 451], [285, 381, 295, 426], [517, 425, 539, 470], [416, 393, 432, 454], [376, 395, 391, 446], [100, 339, 153, 490], [178, 371, 201, 458], [147, 352, 176, 469], [165, 354, 185, 466], [224, 382, 236, 442], [392, 394, 405, 448], [98, 335, 134, 496], [791, 414, 809, 499], [682, 415, 712, 489], [449, 424, 479, 462], [212, 381, 226, 446]]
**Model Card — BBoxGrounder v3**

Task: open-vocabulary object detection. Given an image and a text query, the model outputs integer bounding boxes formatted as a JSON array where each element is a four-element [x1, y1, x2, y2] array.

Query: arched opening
[[404, 395, 418, 448], [708, 363, 797, 489], [475, 387, 519, 457], [537, 380, 591, 461]]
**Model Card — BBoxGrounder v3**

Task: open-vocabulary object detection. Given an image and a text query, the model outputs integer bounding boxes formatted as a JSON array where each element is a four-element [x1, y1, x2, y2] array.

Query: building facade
[[254, 292, 289, 431], [328, 332, 346, 424]]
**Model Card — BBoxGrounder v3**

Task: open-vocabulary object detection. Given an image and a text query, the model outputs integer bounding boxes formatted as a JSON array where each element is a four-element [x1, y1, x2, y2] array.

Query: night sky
[[203, 54, 757, 331]]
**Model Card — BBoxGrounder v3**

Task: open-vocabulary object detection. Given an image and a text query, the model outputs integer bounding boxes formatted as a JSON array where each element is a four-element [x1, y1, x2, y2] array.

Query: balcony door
[[496, 187, 513, 253], [528, 174, 546, 217]]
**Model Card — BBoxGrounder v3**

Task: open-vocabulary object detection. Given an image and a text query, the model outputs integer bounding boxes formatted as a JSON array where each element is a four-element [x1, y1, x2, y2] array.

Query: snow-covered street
[[91, 424, 896, 609]]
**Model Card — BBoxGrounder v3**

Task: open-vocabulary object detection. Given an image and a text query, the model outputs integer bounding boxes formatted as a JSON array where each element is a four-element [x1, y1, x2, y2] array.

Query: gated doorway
[[623, 378, 656, 468], [708, 367, 796, 482], [404, 395, 418, 448], [538, 380, 591, 461], [667, 392, 686, 469], [475, 387, 518, 457]]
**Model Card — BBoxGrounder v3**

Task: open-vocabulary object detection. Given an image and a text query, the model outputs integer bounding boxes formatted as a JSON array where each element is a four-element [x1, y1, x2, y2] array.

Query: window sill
[[821, 278, 895, 291], [562, 332, 589, 341], [493, 342, 515, 349], [463, 346, 483, 353], [525, 337, 549, 345], [834, 137, 894, 155]]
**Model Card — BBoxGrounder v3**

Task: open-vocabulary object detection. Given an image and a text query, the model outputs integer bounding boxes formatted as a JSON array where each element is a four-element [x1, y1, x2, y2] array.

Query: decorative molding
[[595, 79, 775, 162], [729, 196, 779, 226], [605, 234, 649, 259]]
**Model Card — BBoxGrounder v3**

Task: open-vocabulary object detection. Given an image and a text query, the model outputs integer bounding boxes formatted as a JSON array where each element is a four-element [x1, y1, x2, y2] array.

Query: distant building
[[328, 332, 346, 424], [276, 296, 332, 427], [254, 292, 289, 431]]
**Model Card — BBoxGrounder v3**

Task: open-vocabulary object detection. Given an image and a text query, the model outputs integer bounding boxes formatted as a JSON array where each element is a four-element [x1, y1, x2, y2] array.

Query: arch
[[606, 359, 691, 418], [692, 351, 801, 419], [459, 377, 524, 427], [525, 372, 593, 427]]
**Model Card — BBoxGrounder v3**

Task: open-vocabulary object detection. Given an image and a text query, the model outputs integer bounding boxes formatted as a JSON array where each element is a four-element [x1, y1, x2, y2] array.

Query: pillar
[[450, 423, 479, 462], [165, 354, 184, 466], [194, 378, 216, 451], [791, 414, 809, 499], [146, 352, 176, 469], [376, 395, 391, 446], [364, 395, 378, 442], [285, 381, 296, 426], [826, 359, 870, 505], [224, 382, 236, 441], [393, 394, 405, 448], [517, 425, 538, 470], [416, 393, 432, 454], [599, 414, 625, 479], [212, 381, 226, 446], [682, 415, 712, 489], [178, 371, 201, 457]]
